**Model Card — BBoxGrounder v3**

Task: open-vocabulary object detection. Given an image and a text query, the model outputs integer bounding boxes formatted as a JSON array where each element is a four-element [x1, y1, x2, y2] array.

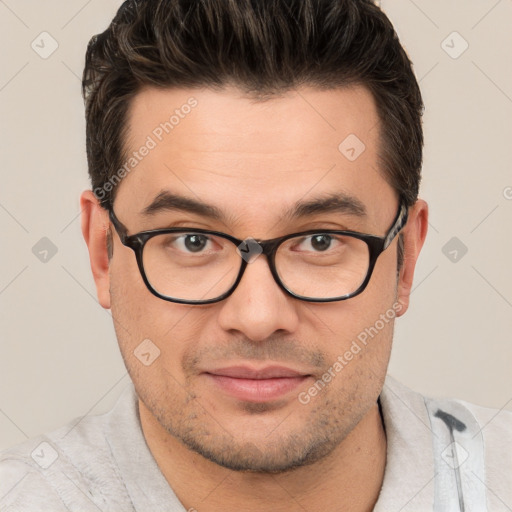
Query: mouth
[[203, 365, 311, 403]]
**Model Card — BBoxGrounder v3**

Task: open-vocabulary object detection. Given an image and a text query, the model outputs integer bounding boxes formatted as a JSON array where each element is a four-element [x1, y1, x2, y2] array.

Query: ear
[[80, 190, 111, 309], [396, 199, 428, 316]]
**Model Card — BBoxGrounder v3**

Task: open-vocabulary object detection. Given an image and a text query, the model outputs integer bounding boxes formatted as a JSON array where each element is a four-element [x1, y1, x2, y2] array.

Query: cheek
[[109, 246, 223, 399], [109, 253, 199, 384], [311, 256, 398, 350], [306, 250, 398, 379], [313, 299, 395, 377], [299, 299, 396, 428]]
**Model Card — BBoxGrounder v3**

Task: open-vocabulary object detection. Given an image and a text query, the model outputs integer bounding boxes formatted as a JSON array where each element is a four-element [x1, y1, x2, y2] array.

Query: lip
[[208, 365, 306, 379], [204, 365, 310, 402]]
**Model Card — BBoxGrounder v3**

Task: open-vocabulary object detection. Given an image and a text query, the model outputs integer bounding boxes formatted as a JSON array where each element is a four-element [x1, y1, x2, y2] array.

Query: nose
[[216, 254, 300, 342]]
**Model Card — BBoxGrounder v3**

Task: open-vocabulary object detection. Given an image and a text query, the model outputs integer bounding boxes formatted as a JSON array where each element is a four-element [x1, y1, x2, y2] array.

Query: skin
[[81, 84, 428, 511]]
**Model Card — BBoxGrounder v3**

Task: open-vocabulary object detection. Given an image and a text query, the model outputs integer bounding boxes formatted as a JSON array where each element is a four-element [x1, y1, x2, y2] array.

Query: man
[[1, 0, 510, 510]]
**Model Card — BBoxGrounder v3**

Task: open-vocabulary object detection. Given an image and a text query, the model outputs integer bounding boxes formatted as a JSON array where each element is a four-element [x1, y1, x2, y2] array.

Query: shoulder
[[382, 374, 512, 445], [0, 426, 126, 512], [380, 375, 512, 510], [0, 385, 138, 511], [0, 447, 68, 511], [452, 396, 512, 499]]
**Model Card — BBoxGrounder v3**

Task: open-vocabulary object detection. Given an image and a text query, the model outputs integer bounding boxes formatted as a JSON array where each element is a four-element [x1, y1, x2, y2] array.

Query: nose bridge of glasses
[[235, 236, 283, 264], [232, 237, 287, 300], [233, 236, 286, 290], [235, 237, 264, 264]]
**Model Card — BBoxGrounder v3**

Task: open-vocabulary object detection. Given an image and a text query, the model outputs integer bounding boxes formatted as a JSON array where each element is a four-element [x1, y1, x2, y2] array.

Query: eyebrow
[[141, 190, 367, 223], [287, 193, 366, 219], [142, 191, 224, 220]]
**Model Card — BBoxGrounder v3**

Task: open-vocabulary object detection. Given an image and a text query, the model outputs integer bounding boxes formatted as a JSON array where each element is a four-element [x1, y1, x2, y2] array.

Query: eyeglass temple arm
[[108, 208, 129, 241], [383, 201, 409, 250]]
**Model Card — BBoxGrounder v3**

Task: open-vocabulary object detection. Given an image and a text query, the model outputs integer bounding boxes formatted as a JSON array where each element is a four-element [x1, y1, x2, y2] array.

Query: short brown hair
[[83, 0, 423, 212]]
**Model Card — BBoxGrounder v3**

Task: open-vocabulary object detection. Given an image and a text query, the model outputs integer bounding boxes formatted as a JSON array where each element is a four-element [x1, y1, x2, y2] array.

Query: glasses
[[109, 200, 408, 304]]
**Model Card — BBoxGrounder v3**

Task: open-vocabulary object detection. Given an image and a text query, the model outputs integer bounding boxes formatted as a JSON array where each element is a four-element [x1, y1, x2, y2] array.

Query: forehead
[[117, 84, 395, 229]]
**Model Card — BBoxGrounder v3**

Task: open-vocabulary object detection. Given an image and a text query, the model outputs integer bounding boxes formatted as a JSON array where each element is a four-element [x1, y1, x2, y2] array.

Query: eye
[[310, 234, 333, 251], [296, 234, 339, 252], [161, 233, 214, 254]]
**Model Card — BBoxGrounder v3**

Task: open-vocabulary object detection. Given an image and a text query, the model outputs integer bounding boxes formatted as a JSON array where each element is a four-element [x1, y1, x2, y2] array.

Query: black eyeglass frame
[[108, 199, 408, 305]]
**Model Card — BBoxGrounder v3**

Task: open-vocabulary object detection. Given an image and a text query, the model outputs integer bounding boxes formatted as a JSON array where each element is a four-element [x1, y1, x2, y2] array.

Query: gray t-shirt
[[1, 375, 511, 511]]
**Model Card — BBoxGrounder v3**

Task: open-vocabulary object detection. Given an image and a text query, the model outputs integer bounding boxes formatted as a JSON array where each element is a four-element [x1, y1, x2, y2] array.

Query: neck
[[140, 401, 387, 512]]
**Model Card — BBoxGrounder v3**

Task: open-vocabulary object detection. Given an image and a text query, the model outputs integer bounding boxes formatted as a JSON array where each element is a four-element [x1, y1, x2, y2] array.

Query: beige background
[[0, 0, 511, 451]]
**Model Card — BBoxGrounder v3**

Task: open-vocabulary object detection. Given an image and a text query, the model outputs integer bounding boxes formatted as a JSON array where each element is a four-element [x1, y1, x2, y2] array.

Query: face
[[82, 84, 427, 473]]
